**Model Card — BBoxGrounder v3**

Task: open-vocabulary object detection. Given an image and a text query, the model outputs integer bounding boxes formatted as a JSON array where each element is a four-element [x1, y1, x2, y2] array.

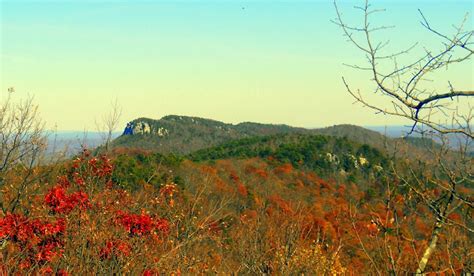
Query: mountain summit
[[113, 115, 310, 154], [111, 115, 415, 155]]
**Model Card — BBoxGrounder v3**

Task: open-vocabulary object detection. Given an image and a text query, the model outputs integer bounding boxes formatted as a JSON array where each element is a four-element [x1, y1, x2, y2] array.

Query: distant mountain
[[110, 115, 445, 158], [112, 115, 309, 154]]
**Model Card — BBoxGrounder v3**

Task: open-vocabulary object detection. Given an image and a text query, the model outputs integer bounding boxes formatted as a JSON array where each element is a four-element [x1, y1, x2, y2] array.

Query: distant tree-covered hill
[[110, 115, 444, 158], [111, 115, 309, 154]]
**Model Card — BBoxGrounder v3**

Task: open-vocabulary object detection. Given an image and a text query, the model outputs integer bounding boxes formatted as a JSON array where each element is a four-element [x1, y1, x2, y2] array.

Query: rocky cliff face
[[123, 120, 169, 137]]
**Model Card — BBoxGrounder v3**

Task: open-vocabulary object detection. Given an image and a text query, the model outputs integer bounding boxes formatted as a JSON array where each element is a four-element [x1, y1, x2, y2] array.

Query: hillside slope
[[112, 115, 310, 154], [111, 115, 440, 157]]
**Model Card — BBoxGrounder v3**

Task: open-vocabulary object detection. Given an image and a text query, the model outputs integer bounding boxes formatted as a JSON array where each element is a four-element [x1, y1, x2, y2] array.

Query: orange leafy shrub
[[274, 163, 293, 175]]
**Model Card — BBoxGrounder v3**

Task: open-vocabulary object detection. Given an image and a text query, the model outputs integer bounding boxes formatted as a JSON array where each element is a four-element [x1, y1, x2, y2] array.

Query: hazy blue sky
[[1, 0, 472, 131]]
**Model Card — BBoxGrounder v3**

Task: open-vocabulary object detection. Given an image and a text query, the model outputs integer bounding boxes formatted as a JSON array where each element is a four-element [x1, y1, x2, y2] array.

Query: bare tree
[[333, 0, 473, 139], [334, 1, 473, 273], [0, 89, 47, 213], [96, 98, 122, 152]]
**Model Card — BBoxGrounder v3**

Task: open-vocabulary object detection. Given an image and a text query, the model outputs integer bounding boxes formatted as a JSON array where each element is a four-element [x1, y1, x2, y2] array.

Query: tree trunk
[[416, 219, 443, 274]]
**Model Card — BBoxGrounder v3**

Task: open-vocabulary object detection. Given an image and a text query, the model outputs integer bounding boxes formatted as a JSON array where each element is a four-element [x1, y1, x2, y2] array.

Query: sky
[[1, 0, 472, 131]]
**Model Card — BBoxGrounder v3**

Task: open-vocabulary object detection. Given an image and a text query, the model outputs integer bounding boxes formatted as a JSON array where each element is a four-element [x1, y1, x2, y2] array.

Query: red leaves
[[57, 175, 71, 188], [40, 266, 53, 274], [143, 269, 159, 276], [0, 214, 65, 242], [115, 211, 169, 237], [44, 186, 73, 214], [45, 152, 98, 214], [71, 149, 114, 185], [44, 185, 90, 214], [99, 240, 131, 260], [154, 217, 170, 233], [0, 214, 66, 266], [93, 155, 114, 178], [71, 191, 91, 209], [2, 150, 179, 272]]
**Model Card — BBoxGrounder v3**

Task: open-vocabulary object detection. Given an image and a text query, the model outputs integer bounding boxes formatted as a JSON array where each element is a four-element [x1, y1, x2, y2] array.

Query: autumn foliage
[[0, 147, 472, 274]]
